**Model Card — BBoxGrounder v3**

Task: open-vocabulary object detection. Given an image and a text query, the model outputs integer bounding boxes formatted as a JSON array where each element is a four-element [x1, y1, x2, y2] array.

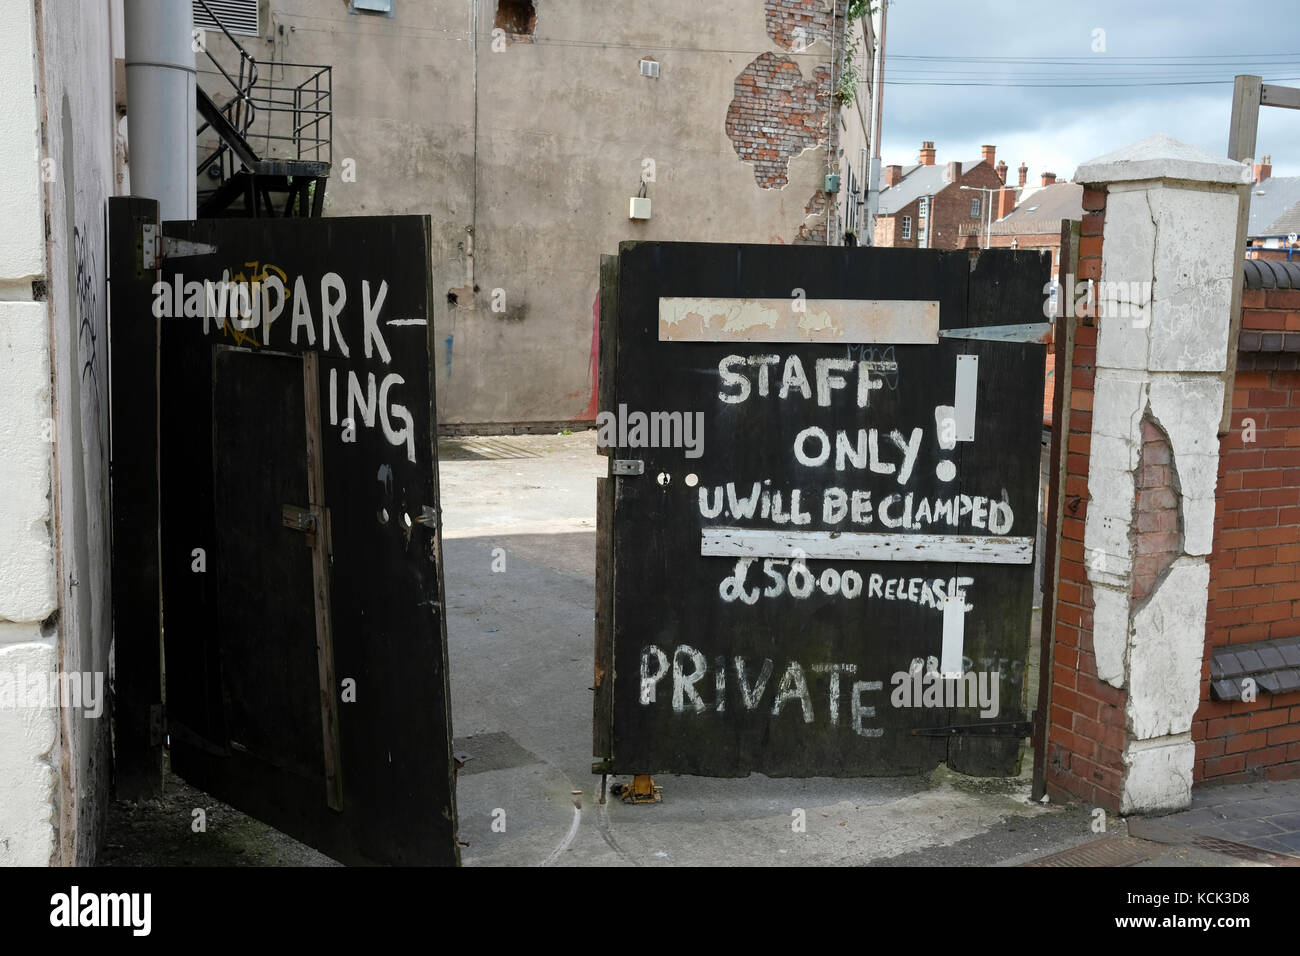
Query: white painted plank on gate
[[700, 527, 1034, 564], [940, 594, 967, 677], [658, 297, 940, 344]]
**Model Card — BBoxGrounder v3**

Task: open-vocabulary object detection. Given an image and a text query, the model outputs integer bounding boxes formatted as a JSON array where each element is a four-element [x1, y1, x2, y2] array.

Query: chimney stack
[[884, 164, 903, 187], [981, 144, 996, 166], [946, 161, 962, 182], [996, 159, 1008, 184], [919, 141, 936, 166], [1041, 171, 1057, 186], [1255, 155, 1272, 183], [1018, 162, 1028, 188], [997, 184, 1017, 220]]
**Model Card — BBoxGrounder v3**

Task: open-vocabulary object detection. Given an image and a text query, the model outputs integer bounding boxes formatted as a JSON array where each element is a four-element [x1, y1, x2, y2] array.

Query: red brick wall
[[1193, 288, 1300, 785], [875, 198, 920, 248], [1046, 186, 1130, 811]]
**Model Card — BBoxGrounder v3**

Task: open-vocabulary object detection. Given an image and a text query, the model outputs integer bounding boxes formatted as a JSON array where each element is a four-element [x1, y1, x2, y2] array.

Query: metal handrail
[[194, 2, 333, 191]]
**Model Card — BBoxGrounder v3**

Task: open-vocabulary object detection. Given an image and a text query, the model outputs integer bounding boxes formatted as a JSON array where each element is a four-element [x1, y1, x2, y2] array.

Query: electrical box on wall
[[629, 196, 652, 220], [824, 173, 841, 193]]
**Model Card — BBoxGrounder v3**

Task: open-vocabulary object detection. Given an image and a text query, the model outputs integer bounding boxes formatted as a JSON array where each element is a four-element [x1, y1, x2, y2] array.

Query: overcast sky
[[878, 0, 1300, 180]]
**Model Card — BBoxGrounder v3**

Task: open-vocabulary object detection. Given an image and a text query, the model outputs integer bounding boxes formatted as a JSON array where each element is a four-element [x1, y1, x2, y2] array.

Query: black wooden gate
[[593, 242, 1047, 779], [110, 204, 458, 865]]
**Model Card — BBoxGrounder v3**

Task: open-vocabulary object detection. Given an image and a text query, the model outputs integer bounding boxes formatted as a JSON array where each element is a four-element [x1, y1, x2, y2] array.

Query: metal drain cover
[[1021, 835, 1163, 867]]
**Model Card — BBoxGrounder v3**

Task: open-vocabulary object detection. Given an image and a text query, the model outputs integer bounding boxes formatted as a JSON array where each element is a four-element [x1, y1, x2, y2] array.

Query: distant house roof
[[877, 159, 986, 215], [1248, 176, 1300, 237], [1261, 201, 1300, 239], [987, 182, 1083, 236]]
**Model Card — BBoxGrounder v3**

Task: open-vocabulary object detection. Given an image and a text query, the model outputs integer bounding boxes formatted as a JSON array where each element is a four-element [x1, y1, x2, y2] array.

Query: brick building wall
[[1193, 286, 1300, 784], [873, 157, 1005, 249], [925, 163, 1004, 249]]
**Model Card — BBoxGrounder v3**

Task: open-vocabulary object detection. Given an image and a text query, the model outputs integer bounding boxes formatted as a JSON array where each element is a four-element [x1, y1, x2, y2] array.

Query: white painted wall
[[0, 0, 120, 866], [0, 0, 58, 866]]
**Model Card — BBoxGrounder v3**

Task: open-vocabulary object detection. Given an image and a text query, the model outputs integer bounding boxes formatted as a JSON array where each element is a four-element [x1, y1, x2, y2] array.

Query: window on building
[[901, 216, 912, 240], [970, 197, 981, 218]]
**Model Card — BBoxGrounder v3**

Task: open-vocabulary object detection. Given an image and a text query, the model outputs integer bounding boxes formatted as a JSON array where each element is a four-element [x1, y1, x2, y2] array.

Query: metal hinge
[[939, 323, 1051, 344], [911, 720, 1033, 737], [612, 459, 644, 476], [140, 223, 218, 270]]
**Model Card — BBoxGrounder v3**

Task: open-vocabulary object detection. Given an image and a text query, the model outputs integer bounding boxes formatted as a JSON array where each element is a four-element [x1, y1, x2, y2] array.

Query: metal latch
[[612, 459, 644, 476], [910, 721, 1033, 737], [282, 504, 320, 534]]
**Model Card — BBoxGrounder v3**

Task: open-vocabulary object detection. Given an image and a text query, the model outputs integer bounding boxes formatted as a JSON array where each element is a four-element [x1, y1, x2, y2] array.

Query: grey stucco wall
[[199, 0, 851, 424]]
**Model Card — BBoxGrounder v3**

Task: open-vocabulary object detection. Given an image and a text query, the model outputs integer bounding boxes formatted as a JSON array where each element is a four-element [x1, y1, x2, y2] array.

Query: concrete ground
[[100, 429, 1299, 866]]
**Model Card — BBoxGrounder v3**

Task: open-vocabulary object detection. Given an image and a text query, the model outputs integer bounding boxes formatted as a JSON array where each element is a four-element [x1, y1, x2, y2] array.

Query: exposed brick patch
[[1132, 415, 1182, 602], [725, 52, 831, 189], [494, 0, 536, 42], [766, 0, 837, 51], [792, 190, 830, 244]]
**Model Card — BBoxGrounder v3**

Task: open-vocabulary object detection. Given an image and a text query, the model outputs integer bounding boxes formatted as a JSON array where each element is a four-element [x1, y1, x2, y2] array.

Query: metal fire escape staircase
[[195, 0, 331, 217]]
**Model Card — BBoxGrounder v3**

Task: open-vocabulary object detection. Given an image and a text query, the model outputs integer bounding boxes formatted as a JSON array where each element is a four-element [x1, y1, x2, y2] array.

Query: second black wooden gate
[[109, 202, 459, 865], [594, 242, 1048, 779]]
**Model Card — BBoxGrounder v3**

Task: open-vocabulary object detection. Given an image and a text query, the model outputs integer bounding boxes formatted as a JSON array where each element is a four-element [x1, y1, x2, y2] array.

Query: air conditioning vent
[[640, 59, 660, 78], [192, 0, 258, 37]]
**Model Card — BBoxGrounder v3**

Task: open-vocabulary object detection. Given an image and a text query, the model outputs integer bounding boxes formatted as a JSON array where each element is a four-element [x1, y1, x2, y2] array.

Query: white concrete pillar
[[1075, 135, 1251, 812]]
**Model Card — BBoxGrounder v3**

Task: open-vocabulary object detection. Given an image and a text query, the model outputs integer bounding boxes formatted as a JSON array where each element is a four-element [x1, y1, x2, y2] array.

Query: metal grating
[[437, 437, 543, 461], [1021, 835, 1163, 867], [1191, 835, 1300, 866], [193, 0, 258, 37]]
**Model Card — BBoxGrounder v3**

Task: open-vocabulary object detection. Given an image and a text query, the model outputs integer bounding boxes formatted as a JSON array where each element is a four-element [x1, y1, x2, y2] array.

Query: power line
[[886, 76, 1300, 88]]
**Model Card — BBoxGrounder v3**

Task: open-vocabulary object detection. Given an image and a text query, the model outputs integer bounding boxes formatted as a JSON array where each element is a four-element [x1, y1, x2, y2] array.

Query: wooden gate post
[[107, 196, 164, 799]]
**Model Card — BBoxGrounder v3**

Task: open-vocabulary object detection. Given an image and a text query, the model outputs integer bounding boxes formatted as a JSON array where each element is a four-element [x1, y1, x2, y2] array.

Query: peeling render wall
[[208, 0, 854, 424], [1047, 135, 1249, 813]]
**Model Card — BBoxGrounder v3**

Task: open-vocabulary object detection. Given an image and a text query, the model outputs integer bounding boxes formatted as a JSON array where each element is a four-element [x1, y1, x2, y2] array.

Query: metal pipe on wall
[[124, 0, 196, 220]]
